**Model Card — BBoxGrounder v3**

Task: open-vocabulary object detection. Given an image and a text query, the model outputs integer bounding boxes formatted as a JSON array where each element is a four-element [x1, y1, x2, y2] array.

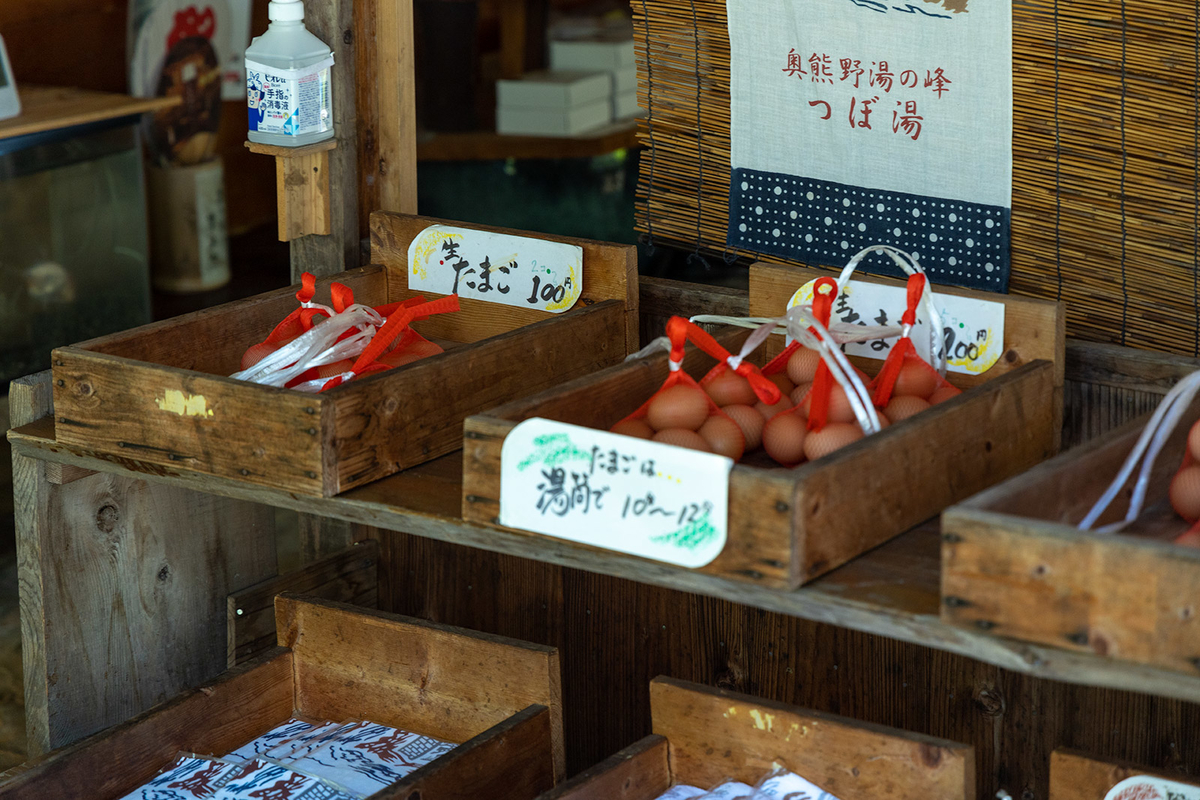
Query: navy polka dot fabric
[[727, 168, 1011, 291]]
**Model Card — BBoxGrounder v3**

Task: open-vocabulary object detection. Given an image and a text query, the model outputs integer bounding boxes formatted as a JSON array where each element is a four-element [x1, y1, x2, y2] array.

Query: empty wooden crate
[[537, 676, 975, 800], [1049, 749, 1200, 798], [0, 594, 565, 799], [51, 212, 638, 496], [942, 397, 1200, 676], [463, 261, 1064, 589]]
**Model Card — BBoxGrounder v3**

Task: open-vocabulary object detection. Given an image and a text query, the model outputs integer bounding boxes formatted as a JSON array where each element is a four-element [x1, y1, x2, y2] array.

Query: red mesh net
[[610, 316, 780, 461]]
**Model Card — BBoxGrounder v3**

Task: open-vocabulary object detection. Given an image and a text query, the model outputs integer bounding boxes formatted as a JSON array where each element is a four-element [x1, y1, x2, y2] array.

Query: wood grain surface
[[652, 677, 975, 799], [276, 594, 566, 780]]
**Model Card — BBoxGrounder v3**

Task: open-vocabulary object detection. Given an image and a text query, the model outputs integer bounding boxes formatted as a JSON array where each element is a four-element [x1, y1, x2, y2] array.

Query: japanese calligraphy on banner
[[499, 419, 731, 568], [726, 0, 1012, 291], [1104, 776, 1200, 800], [787, 278, 1005, 374], [407, 225, 583, 312]]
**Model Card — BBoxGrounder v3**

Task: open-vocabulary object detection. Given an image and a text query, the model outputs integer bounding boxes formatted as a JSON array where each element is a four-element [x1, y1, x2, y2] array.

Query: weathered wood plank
[[533, 736, 670, 800], [276, 594, 566, 780], [1049, 749, 1200, 799], [12, 418, 1200, 705], [0, 650, 294, 799], [227, 540, 379, 667], [651, 677, 975, 799], [381, 705, 556, 800]]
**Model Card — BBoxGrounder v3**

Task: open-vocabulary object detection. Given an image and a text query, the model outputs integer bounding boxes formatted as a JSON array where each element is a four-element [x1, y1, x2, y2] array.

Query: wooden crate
[[536, 677, 975, 800], [50, 212, 638, 496], [463, 262, 1064, 589], [1049, 749, 1200, 799], [941, 398, 1200, 676], [0, 594, 565, 799]]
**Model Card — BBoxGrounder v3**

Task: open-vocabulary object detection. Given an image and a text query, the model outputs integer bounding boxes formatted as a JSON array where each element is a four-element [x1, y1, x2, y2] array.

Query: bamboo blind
[[633, 0, 1200, 355]]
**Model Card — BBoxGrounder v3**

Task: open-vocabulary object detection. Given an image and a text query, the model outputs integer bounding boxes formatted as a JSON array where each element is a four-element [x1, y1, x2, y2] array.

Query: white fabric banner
[[726, 0, 1012, 291]]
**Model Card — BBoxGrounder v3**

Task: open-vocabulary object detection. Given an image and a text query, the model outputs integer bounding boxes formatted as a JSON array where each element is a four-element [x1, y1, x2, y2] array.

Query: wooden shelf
[[0, 85, 179, 142], [11, 413, 1200, 705], [416, 119, 641, 162]]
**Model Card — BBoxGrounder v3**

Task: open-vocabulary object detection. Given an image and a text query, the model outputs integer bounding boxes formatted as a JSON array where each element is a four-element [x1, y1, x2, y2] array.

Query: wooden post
[[289, 0, 361, 278], [356, 0, 418, 225]]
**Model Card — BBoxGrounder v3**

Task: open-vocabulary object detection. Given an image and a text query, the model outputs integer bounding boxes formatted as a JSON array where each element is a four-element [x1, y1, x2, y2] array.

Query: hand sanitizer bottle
[[245, 0, 335, 146]]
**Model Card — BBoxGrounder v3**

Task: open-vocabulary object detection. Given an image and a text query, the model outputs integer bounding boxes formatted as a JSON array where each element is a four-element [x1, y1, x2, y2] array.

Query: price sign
[[499, 419, 732, 568], [787, 278, 1005, 375], [1104, 776, 1200, 800], [407, 225, 583, 313]]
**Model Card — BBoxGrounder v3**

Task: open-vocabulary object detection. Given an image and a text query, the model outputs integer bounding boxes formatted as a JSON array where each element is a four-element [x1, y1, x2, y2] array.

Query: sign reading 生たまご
[[725, 0, 1012, 291], [408, 225, 583, 312]]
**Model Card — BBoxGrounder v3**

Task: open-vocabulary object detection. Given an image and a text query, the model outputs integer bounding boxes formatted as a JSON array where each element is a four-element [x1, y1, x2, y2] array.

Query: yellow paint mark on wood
[[156, 389, 214, 418], [749, 709, 774, 731], [784, 722, 800, 741], [724, 706, 738, 718]]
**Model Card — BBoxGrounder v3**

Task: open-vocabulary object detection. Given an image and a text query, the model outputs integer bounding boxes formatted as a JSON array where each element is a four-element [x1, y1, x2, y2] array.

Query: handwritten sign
[[499, 419, 731, 568], [1104, 776, 1200, 800], [408, 225, 583, 313], [726, 0, 1013, 291], [787, 278, 1004, 375]]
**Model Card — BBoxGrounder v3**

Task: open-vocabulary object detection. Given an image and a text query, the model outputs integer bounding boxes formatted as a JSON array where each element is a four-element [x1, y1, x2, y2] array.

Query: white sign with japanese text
[[499, 419, 731, 568], [1104, 776, 1200, 800], [726, 0, 1013, 292], [787, 277, 1004, 375], [407, 225, 583, 313]]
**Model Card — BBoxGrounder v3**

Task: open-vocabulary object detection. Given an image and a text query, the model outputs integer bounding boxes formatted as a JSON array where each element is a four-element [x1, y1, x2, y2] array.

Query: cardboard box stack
[[495, 70, 613, 137], [550, 35, 641, 120]]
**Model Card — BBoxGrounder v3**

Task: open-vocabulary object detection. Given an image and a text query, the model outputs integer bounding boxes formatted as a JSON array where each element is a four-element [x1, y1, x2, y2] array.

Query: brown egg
[[893, 360, 939, 399], [1187, 421, 1200, 463], [1175, 529, 1200, 548], [928, 384, 963, 405], [803, 422, 864, 461], [786, 347, 822, 384], [699, 415, 745, 461], [884, 395, 931, 423], [799, 385, 857, 424], [406, 338, 445, 359], [646, 384, 710, 432], [1170, 465, 1200, 522], [767, 371, 796, 396], [240, 342, 278, 370], [722, 404, 765, 450], [704, 370, 758, 406], [652, 428, 712, 452], [756, 397, 793, 420], [762, 411, 808, 465], [790, 382, 812, 407], [610, 418, 655, 440]]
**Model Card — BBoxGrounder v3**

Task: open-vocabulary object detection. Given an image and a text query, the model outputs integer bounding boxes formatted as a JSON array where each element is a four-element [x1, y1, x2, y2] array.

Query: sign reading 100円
[[407, 225, 583, 313]]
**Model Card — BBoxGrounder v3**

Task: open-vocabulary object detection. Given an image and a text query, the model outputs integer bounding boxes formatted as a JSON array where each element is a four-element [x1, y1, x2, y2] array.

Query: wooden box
[[537, 677, 975, 800], [942, 399, 1200, 675], [462, 262, 1064, 589], [1049, 749, 1200, 798], [0, 594, 565, 799], [50, 212, 638, 496]]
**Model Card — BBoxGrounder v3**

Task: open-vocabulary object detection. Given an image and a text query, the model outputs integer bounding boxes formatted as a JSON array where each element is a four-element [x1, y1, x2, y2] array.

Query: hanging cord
[[639, 0, 658, 256], [1119, 0, 1129, 346], [1053, 0, 1063, 302], [1194, 0, 1199, 355], [687, 0, 708, 270]]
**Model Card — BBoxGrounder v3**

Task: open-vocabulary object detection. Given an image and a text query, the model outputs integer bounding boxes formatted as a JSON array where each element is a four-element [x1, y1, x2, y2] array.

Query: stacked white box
[[550, 36, 642, 119], [495, 70, 613, 136]]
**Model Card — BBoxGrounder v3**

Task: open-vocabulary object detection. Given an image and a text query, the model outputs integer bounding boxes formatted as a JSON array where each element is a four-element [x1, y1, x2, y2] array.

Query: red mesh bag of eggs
[[1078, 370, 1200, 548], [759, 277, 882, 466], [867, 272, 962, 423], [610, 316, 781, 461], [232, 272, 460, 393]]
